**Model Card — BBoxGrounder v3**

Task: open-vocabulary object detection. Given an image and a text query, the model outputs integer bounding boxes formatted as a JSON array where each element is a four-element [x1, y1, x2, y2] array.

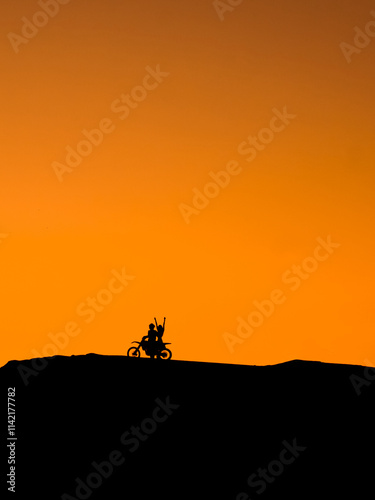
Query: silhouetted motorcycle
[[127, 339, 172, 360]]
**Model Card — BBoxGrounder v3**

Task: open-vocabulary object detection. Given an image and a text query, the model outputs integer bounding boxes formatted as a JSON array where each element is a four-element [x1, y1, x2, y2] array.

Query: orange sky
[[1, 0, 375, 368]]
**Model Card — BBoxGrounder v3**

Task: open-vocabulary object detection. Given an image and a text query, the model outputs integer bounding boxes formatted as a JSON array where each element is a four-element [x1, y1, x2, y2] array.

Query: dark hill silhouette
[[1, 355, 375, 499]]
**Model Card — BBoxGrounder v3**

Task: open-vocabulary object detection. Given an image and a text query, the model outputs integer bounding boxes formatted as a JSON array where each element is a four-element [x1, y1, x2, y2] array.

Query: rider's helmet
[[149, 323, 155, 329]]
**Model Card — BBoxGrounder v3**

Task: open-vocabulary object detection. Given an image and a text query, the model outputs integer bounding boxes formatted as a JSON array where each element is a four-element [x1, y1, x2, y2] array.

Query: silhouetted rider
[[142, 323, 158, 357]]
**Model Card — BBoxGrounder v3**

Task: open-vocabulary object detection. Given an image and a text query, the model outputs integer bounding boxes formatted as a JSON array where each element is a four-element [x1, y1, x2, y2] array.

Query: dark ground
[[1, 354, 374, 499]]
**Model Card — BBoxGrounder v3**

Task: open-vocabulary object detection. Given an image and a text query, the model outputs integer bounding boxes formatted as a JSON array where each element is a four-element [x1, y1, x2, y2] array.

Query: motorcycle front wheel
[[158, 348, 172, 360], [127, 347, 140, 358]]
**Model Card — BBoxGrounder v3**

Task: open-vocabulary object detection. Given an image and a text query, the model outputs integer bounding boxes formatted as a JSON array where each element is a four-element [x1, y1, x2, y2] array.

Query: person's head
[[157, 325, 163, 333], [149, 323, 155, 330]]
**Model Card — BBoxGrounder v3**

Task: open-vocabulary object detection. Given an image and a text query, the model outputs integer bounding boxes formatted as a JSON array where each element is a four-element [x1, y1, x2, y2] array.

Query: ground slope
[[1, 355, 374, 499]]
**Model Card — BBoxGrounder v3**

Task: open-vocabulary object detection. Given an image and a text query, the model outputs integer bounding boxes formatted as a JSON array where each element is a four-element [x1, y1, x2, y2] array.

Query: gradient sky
[[1, 0, 375, 368]]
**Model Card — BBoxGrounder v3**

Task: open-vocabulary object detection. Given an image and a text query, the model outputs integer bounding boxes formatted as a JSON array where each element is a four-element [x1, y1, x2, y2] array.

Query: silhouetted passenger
[[142, 323, 157, 358], [155, 317, 166, 342]]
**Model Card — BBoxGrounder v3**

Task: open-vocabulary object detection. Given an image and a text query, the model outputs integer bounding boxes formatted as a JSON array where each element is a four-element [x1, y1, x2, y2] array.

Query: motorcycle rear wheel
[[127, 347, 140, 358]]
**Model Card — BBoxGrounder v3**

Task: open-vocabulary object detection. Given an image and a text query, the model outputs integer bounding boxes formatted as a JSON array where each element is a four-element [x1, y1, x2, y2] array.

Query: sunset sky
[[1, 0, 375, 368]]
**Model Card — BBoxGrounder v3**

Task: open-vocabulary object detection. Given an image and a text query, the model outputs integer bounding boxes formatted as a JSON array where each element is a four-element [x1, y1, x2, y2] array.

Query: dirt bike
[[127, 339, 172, 360]]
